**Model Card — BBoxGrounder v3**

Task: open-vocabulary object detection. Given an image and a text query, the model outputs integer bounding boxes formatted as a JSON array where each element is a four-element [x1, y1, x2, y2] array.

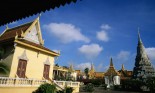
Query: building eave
[[14, 39, 60, 57]]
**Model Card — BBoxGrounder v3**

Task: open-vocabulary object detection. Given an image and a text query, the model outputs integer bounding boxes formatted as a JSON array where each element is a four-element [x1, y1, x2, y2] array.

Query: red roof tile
[[0, 22, 33, 42]]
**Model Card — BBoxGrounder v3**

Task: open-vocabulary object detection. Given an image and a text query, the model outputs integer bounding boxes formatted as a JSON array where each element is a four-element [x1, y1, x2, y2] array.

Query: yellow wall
[[0, 86, 38, 93], [9, 45, 54, 80]]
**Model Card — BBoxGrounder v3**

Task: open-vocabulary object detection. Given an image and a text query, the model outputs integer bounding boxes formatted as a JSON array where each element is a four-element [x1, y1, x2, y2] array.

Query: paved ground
[[79, 87, 142, 93]]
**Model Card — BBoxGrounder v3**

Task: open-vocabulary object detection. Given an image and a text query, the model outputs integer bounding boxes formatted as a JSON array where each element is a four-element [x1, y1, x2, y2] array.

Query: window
[[43, 64, 50, 79], [16, 59, 27, 78]]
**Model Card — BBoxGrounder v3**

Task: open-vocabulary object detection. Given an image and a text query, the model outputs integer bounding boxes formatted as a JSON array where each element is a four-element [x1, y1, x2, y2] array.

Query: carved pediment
[[44, 57, 51, 65], [18, 50, 29, 61]]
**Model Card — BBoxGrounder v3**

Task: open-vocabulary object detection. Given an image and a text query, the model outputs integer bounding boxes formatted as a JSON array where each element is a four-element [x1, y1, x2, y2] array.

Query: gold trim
[[23, 17, 44, 45], [14, 39, 59, 56]]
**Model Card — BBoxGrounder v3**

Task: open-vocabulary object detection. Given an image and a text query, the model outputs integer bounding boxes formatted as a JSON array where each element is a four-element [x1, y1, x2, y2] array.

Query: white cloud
[[145, 47, 155, 62], [43, 23, 90, 43], [78, 44, 103, 59], [96, 31, 109, 42], [75, 62, 91, 71], [96, 24, 111, 42], [116, 51, 130, 61], [101, 24, 111, 30]]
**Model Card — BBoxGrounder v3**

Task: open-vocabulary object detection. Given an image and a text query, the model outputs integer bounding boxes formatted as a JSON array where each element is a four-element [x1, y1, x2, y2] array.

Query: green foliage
[[84, 68, 89, 79], [0, 62, 9, 74], [33, 83, 56, 93], [102, 84, 107, 90], [56, 87, 73, 93], [83, 83, 94, 92], [84, 68, 89, 77], [121, 79, 144, 91], [146, 77, 155, 92], [113, 85, 121, 90], [91, 79, 104, 87], [65, 87, 73, 93]]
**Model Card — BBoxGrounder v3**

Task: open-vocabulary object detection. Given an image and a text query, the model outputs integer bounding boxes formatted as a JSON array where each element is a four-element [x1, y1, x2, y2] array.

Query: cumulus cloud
[[96, 24, 111, 42], [145, 47, 155, 62], [43, 23, 90, 43], [78, 44, 103, 59], [97, 31, 109, 42], [75, 62, 91, 71], [101, 24, 111, 30], [116, 51, 130, 61]]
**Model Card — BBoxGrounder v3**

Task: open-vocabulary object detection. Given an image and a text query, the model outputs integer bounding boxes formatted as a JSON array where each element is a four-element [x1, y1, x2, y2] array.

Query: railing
[[54, 80, 80, 88], [0, 77, 47, 87]]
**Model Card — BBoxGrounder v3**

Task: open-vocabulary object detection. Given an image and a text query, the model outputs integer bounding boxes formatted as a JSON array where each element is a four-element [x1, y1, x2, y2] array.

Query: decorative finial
[[6, 24, 9, 29], [138, 27, 142, 43], [21, 29, 24, 38], [122, 64, 125, 71], [39, 13, 42, 17], [15, 32, 18, 39], [110, 57, 113, 67]]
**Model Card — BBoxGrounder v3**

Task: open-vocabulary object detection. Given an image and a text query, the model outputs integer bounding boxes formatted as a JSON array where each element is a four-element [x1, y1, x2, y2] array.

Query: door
[[17, 59, 27, 78], [43, 64, 50, 79]]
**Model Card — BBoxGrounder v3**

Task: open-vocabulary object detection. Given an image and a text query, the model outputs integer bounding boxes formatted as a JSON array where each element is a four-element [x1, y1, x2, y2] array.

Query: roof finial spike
[[138, 27, 142, 43], [21, 29, 24, 38], [122, 64, 125, 71], [6, 24, 9, 29], [110, 57, 113, 67], [15, 31, 18, 39]]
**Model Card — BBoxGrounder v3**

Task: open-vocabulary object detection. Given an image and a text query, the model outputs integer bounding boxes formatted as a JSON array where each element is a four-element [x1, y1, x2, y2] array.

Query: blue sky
[[1, 0, 155, 72]]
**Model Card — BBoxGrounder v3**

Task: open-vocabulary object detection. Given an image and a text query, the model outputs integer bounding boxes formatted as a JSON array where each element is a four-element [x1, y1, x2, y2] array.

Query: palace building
[[0, 18, 80, 93], [0, 17, 59, 80]]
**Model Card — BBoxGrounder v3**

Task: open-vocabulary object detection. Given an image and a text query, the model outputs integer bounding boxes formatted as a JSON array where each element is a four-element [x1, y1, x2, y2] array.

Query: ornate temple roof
[[0, 18, 59, 56], [133, 31, 155, 80], [0, 22, 33, 42], [104, 58, 120, 76]]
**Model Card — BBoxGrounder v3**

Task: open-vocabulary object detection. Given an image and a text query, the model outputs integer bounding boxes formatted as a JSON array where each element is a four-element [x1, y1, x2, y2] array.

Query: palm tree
[[0, 62, 9, 75], [84, 68, 89, 79]]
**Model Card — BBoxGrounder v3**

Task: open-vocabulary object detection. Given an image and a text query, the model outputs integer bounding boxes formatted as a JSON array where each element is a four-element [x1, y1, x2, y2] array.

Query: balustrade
[[0, 77, 47, 87]]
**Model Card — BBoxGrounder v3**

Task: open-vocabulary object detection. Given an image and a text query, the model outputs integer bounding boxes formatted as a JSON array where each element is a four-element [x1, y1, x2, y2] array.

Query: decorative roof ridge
[[6, 21, 33, 32]]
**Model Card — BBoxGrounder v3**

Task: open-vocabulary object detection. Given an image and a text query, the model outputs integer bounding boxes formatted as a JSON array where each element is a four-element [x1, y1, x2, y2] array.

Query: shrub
[[113, 85, 121, 90], [33, 83, 56, 93], [102, 84, 107, 90], [65, 87, 73, 93], [146, 77, 155, 93], [56, 87, 73, 93], [91, 79, 103, 87], [121, 79, 144, 92], [83, 83, 94, 92]]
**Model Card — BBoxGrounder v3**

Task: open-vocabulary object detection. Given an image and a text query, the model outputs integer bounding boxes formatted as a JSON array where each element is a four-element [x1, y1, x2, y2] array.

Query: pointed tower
[[133, 31, 155, 81], [90, 62, 95, 72], [88, 62, 95, 79], [104, 58, 120, 76], [121, 64, 125, 71]]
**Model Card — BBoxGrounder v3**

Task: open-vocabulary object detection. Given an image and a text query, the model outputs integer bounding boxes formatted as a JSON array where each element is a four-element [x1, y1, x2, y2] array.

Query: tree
[[84, 68, 89, 79], [146, 77, 155, 93], [0, 62, 9, 75], [33, 83, 56, 93]]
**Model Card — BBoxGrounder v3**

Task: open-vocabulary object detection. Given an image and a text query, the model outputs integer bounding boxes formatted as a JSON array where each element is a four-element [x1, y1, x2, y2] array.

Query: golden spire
[[122, 64, 125, 71], [110, 57, 113, 67]]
